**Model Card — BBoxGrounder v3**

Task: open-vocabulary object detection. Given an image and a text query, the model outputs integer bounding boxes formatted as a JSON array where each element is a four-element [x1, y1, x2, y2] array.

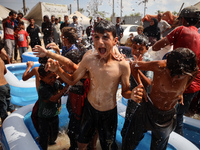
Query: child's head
[[61, 27, 78, 45], [179, 6, 200, 26], [38, 64, 57, 85], [93, 20, 118, 58], [131, 35, 149, 57], [18, 21, 24, 29], [166, 48, 198, 77], [94, 20, 116, 38], [137, 26, 144, 35], [65, 49, 85, 64], [39, 56, 49, 64]]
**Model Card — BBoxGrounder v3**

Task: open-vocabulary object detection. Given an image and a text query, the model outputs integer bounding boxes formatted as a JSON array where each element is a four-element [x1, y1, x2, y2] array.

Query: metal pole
[[120, 0, 122, 18], [70, 4, 72, 14], [113, 0, 114, 17], [23, 0, 26, 15], [77, 0, 79, 11], [144, 1, 146, 17]]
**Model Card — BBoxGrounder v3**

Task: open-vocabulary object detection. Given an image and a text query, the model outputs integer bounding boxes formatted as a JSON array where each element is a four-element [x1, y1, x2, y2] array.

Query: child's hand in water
[[131, 84, 144, 103], [27, 61, 34, 68], [46, 43, 61, 55], [45, 58, 60, 72], [33, 45, 48, 57]]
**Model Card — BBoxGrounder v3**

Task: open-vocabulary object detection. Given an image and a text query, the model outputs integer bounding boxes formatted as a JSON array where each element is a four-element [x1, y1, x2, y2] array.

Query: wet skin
[[131, 60, 196, 111], [0, 58, 8, 86]]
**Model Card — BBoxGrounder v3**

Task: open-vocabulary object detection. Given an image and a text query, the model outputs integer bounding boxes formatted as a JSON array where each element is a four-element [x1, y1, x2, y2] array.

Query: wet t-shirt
[[26, 25, 40, 42], [167, 26, 200, 93], [38, 80, 63, 118], [17, 30, 29, 47]]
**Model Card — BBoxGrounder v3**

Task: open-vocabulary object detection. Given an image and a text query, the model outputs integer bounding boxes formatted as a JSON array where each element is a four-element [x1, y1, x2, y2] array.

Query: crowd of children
[[1, 5, 200, 150]]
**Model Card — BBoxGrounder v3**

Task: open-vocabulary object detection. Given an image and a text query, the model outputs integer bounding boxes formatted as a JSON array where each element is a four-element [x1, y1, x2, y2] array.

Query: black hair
[[51, 15, 55, 18], [38, 64, 51, 78], [55, 18, 58, 21], [18, 21, 24, 26], [166, 48, 198, 77], [65, 49, 85, 64], [18, 12, 24, 17], [94, 20, 116, 38], [9, 11, 16, 16], [132, 34, 149, 48], [39, 56, 49, 64], [183, 17, 199, 26], [29, 18, 34, 21], [62, 27, 78, 44]]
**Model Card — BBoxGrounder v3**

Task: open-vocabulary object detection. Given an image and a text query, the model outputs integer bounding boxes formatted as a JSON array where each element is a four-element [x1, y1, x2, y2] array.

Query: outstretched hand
[[46, 43, 61, 55], [45, 58, 60, 72], [33, 45, 48, 57], [131, 84, 144, 103]]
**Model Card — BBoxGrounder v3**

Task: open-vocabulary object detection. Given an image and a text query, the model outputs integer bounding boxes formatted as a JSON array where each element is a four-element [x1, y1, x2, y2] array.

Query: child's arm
[[49, 85, 69, 102], [33, 45, 78, 73], [26, 36, 29, 49], [22, 61, 35, 81], [46, 43, 61, 55]]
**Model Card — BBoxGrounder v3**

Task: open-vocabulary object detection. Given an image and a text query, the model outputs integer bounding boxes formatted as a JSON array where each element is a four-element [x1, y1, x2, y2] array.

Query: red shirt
[[167, 26, 200, 93], [3, 19, 15, 40], [17, 30, 29, 47]]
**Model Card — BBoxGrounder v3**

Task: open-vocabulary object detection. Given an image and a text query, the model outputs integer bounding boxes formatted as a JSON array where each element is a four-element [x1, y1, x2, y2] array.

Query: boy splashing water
[[34, 20, 144, 150]]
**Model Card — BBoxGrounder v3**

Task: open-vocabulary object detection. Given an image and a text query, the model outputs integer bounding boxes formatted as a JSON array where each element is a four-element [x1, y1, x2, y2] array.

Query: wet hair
[[166, 48, 198, 77], [18, 21, 24, 26], [94, 20, 116, 38], [62, 27, 78, 44], [183, 17, 199, 26], [132, 34, 149, 48], [39, 56, 49, 64], [38, 64, 51, 78], [65, 49, 85, 64], [9, 11, 16, 16]]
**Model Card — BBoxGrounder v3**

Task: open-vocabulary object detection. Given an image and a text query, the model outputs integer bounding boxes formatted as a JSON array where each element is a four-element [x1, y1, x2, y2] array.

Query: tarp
[[24, 2, 68, 26], [0, 5, 11, 19], [141, 11, 177, 25], [68, 11, 90, 30]]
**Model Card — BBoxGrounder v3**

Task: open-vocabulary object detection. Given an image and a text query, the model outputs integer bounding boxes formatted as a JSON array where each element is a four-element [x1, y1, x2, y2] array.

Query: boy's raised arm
[[22, 61, 35, 81], [33, 45, 78, 73], [46, 57, 88, 86]]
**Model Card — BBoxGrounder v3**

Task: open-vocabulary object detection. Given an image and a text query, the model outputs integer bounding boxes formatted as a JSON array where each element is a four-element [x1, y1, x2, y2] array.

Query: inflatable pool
[[122, 97, 200, 149], [1, 97, 199, 150], [5, 62, 40, 106], [22, 49, 62, 63]]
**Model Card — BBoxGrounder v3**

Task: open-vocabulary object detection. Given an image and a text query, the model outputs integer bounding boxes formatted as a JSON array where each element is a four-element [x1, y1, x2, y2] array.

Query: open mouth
[[99, 48, 106, 55]]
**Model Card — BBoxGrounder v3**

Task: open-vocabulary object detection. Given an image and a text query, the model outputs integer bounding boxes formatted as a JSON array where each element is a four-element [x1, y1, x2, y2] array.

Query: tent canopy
[[0, 5, 11, 19], [24, 2, 68, 26], [69, 11, 90, 30]]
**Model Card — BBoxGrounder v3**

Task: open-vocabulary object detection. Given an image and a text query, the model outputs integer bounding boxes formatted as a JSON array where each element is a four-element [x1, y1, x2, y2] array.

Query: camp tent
[[68, 11, 90, 30], [24, 2, 68, 26], [0, 5, 10, 19]]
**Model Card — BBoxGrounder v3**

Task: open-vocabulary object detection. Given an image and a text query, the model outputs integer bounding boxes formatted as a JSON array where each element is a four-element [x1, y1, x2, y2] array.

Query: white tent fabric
[[0, 5, 10, 19], [24, 2, 68, 26], [69, 11, 90, 30]]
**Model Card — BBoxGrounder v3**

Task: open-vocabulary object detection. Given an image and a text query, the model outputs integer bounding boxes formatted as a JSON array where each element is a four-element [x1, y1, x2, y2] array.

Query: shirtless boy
[[0, 57, 15, 123], [34, 20, 143, 150], [122, 48, 198, 150]]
